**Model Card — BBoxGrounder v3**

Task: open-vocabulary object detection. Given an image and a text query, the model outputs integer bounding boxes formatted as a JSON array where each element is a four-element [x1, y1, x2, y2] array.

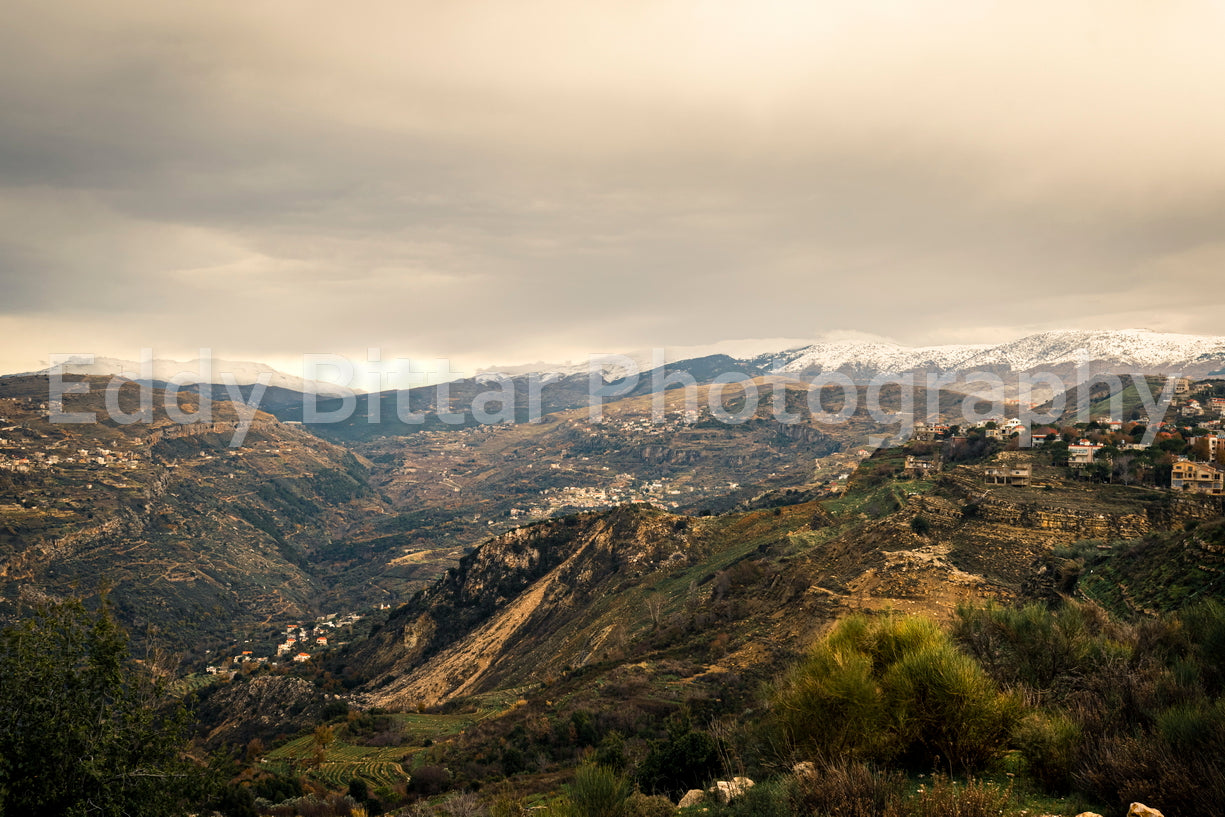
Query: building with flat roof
[[984, 463, 1032, 487], [1171, 461, 1224, 495]]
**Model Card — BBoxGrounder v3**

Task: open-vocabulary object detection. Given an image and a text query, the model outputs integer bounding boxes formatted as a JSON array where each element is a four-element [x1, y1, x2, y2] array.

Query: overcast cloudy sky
[[2, 1, 1224, 376]]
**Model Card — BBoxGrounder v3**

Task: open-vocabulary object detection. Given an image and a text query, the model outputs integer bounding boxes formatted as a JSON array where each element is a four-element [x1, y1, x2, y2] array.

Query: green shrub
[[701, 779, 792, 817], [952, 601, 1130, 698], [635, 722, 720, 798], [883, 642, 1023, 770], [955, 600, 1225, 811], [0, 598, 206, 817], [771, 637, 885, 759], [1179, 599, 1225, 692], [565, 764, 632, 817], [1014, 711, 1081, 792], [772, 613, 1018, 770], [623, 791, 676, 817]]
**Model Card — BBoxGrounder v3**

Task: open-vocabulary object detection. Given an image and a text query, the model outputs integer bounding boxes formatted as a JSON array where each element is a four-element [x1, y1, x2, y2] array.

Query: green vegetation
[[410, 601, 1221, 816], [954, 600, 1225, 813], [0, 598, 208, 816], [1063, 520, 1225, 613], [770, 613, 1021, 771]]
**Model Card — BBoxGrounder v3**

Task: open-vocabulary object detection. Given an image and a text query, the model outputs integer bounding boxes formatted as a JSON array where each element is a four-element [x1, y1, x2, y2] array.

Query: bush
[[771, 622, 885, 759], [884, 641, 1023, 770], [0, 598, 207, 817], [565, 764, 632, 817], [954, 600, 1225, 811], [952, 601, 1129, 698], [623, 791, 675, 817], [408, 764, 451, 796], [701, 779, 792, 817], [636, 722, 721, 798], [1014, 711, 1081, 792], [771, 613, 1019, 771]]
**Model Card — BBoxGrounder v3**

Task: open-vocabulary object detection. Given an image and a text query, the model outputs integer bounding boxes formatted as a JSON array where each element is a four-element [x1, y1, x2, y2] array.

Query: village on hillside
[[896, 377, 1225, 496]]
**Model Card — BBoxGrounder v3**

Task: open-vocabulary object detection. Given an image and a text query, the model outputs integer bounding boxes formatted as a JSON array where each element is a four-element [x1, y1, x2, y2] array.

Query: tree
[[0, 597, 206, 816], [645, 593, 666, 629], [1112, 453, 1137, 485], [311, 723, 335, 767]]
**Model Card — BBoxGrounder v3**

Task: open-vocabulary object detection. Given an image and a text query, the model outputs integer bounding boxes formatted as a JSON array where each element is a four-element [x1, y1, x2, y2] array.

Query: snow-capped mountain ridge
[[955, 329, 1225, 371], [773, 329, 1225, 375], [771, 340, 992, 374], [482, 330, 1225, 381]]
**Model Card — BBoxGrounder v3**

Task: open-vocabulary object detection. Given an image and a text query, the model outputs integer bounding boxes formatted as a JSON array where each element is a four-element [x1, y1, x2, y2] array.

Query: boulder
[[1127, 805, 1164, 817], [677, 789, 706, 809], [1073, 812, 1104, 817], [710, 777, 754, 803]]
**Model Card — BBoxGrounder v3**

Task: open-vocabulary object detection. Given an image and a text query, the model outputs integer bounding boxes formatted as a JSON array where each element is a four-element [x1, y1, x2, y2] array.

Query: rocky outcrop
[[967, 496, 1149, 539], [351, 506, 709, 707], [146, 419, 281, 445]]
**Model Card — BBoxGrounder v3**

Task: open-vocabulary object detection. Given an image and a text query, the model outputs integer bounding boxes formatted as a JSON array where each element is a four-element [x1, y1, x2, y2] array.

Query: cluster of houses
[[1176, 394, 1225, 420], [529, 476, 691, 517], [0, 440, 146, 473], [1172, 378, 1225, 425], [904, 409, 1225, 496], [905, 450, 1036, 487], [0, 398, 155, 474], [273, 612, 365, 662], [205, 611, 369, 674]]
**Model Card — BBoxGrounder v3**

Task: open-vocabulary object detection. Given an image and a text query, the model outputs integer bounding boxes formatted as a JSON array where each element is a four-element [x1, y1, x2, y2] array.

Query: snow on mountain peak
[[771, 329, 1225, 375]]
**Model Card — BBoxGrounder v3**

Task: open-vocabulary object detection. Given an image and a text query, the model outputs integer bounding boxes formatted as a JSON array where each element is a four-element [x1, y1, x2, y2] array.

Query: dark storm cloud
[[3, 0, 1225, 373]]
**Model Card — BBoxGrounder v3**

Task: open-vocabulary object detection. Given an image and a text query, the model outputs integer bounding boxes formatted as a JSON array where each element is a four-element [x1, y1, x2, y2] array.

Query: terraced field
[[315, 747, 409, 790], [261, 689, 526, 789], [263, 737, 409, 789]]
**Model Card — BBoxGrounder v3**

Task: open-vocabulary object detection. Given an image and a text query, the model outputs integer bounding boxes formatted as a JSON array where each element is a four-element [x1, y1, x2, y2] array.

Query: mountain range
[[24, 355, 353, 396], [491, 328, 1225, 380], [5, 332, 1225, 811], [15, 330, 1225, 405]]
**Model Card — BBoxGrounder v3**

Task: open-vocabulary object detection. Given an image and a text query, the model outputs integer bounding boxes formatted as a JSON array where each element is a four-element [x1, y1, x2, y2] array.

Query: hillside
[[345, 376, 1020, 566], [0, 376, 399, 655], [172, 432, 1225, 815], [338, 439, 1221, 712], [0, 369, 998, 661]]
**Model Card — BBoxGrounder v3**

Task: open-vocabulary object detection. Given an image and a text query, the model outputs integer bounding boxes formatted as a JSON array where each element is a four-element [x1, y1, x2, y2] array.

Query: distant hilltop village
[[890, 376, 1225, 497]]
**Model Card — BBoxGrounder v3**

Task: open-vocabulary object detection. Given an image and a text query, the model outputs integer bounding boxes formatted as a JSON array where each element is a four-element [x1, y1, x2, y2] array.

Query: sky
[[3, 0, 1225, 378]]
